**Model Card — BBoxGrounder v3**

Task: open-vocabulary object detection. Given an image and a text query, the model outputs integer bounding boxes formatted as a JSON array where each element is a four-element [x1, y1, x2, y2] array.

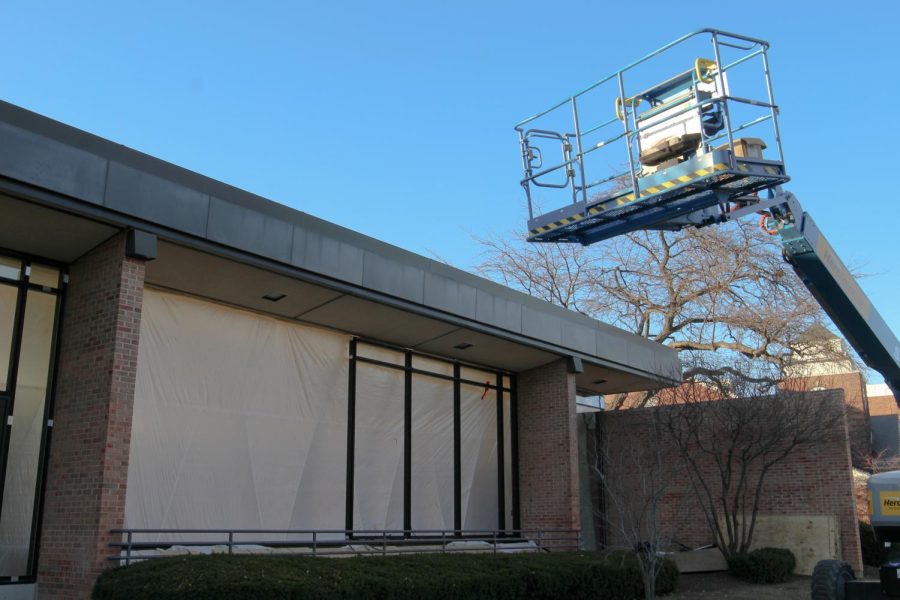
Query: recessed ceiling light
[[454, 342, 473, 350], [262, 293, 287, 302], [593, 379, 607, 385]]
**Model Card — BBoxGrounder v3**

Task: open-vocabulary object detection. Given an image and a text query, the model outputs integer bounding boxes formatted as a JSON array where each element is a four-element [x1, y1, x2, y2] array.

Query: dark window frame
[[0, 248, 66, 585], [345, 337, 518, 539]]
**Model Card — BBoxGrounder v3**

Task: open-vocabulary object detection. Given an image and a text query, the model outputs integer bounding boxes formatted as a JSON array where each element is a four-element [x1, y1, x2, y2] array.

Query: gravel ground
[[666, 572, 811, 599]]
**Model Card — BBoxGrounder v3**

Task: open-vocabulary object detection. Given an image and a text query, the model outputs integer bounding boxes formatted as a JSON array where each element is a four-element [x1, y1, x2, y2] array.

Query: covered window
[[0, 254, 64, 581], [349, 340, 518, 535], [127, 290, 518, 543]]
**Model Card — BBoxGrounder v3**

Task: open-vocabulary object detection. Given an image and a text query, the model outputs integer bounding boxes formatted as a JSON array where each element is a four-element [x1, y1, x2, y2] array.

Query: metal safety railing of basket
[[109, 528, 582, 566], [515, 28, 785, 223]]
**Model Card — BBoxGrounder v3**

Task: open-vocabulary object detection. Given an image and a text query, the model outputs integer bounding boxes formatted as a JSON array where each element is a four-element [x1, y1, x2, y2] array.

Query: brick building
[[581, 325, 877, 575], [866, 383, 899, 459], [784, 371, 871, 464], [783, 325, 900, 463], [783, 325, 872, 464], [0, 102, 679, 598], [598, 391, 863, 574]]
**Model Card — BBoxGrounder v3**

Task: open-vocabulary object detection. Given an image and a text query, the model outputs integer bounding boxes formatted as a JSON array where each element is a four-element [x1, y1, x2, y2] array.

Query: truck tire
[[811, 560, 855, 600]]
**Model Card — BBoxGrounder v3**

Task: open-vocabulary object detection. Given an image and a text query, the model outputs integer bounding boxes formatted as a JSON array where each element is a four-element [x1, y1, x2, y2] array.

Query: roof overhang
[[0, 100, 681, 394]]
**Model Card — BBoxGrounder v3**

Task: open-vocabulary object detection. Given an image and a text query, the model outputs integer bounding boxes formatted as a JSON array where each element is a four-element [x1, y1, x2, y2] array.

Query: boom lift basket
[[515, 29, 789, 245]]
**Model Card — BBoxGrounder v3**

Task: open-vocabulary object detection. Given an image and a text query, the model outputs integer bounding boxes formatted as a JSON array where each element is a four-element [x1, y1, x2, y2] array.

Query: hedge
[[93, 551, 679, 599], [727, 547, 796, 584]]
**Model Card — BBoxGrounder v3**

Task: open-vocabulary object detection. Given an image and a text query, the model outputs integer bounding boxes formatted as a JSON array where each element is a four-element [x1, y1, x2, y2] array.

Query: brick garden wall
[[37, 233, 145, 599], [785, 372, 871, 466], [599, 390, 863, 573], [517, 360, 580, 540]]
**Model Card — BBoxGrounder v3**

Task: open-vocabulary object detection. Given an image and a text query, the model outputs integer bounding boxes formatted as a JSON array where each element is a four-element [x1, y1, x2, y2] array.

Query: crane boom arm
[[512, 28, 900, 403], [773, 194, 900, 400]]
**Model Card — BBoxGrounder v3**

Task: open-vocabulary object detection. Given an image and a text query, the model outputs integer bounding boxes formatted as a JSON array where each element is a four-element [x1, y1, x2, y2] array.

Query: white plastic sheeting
[[353, 344, 506, 532], [352, 348, 405, 531], [126, 290, 512, 539], [410, 371, 454, 531], [0, 284, 16, 391], [502, 395, 514, 528], [0, 291, 56, 576], [126, 290, 349, 535], [460, 381, 498, 531]]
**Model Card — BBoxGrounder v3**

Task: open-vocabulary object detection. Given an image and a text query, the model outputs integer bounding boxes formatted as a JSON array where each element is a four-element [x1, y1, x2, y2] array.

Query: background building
[[784, 325, 900, 465]]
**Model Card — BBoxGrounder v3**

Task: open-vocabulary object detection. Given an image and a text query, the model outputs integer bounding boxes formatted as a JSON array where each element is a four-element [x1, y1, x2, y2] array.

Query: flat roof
[[0, 100, 679, 390]]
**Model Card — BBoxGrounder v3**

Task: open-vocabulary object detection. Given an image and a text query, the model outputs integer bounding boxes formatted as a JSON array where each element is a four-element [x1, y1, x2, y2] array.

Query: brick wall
[[863, 390, 898, 459], [869, 394, 898, 416], [785, 372, 871, 465], [37, 233, 145, 599], [599, 390, 863, 573], [517, 360, 580, 540]]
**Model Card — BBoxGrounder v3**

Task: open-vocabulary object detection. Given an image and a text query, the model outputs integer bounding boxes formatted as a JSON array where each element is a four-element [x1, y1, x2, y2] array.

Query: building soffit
[[0, 100, 680, 393]]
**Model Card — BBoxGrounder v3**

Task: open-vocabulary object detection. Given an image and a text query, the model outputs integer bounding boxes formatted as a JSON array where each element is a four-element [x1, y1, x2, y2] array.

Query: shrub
[[727, 547, 796, 584], [92, 551, 679, 599], [654, 555, 680, 593], [602, 549, 679, 596], [860, 520, 887, 566]]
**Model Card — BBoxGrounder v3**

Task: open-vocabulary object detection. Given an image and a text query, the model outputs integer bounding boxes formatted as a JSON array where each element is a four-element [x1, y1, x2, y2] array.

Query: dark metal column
[[344, 338, 357, 533], [453, 363, 461, 534], [403, 351, 412, 535], [496, 372, 505, 531], [510, 375, 521, 532]]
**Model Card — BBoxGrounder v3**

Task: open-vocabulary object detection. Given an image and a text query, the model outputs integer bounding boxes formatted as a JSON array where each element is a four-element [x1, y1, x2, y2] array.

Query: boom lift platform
[[515, 28, 900, 400], [515, 29, 900, 599], [517, 30, 789, 245]]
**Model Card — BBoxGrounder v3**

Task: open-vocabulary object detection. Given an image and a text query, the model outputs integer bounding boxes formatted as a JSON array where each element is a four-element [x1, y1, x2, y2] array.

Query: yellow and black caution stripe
[[738, 164, 781, 176], [528, 162, 730, 237]]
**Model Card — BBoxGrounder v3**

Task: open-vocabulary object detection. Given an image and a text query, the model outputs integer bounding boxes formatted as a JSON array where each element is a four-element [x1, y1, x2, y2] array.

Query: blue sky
[[2, 1, 899, 350]]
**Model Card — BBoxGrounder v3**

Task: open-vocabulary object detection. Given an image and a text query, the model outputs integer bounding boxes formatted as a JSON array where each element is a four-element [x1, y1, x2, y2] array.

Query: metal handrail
[[520, 95, 725, 189], [514, 28, 768, 131], [108, 528, 582, 566], [514, 29, 784, 223]]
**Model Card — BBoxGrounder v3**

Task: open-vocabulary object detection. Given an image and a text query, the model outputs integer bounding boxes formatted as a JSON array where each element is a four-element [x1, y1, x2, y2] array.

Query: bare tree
[[658, 360, 845, 558], [589, 412, 674, 600], [476, 220, 852, 407]]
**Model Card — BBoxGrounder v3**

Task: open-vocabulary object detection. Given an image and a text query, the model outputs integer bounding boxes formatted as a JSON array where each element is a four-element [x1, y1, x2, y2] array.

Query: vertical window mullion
[[496, 372, 505, 532], [345, 338, 357, 534], [403, 351, 412, 536], [453, 363, 461, 535], [510, 376, 520, 532]]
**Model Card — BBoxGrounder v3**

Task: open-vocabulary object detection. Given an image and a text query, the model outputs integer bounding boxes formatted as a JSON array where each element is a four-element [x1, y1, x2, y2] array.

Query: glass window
[[410, 374, 454, 531], [0, 257, 21, 281], [461, 366, 494, 385], [356, 342, 405, 366], [349, 344, 515, 534], [576, 394, 605, 413], [412, 355, 453, 377], [354, 362, 405, 531], [460, 383, 498, 531], [0, 290, 57, 577], [0, 284, 17, 392], [28, 264, 60, 289]]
